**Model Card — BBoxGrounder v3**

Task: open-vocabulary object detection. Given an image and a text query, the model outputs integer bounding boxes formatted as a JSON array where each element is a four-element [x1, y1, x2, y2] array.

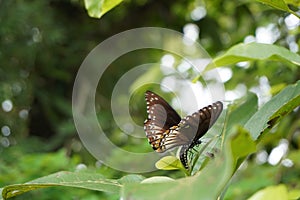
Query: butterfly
[[144, 90, 223, 169]]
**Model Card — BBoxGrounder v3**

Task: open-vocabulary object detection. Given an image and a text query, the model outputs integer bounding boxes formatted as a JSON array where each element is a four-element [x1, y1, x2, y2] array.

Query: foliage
[[210, 43, 300, 69], [2, 57, 300, 199], [1, 0, 300, 199], [3, 80, 299, 199], [256, 0, 300, 17], [84, 0, 123, 18]]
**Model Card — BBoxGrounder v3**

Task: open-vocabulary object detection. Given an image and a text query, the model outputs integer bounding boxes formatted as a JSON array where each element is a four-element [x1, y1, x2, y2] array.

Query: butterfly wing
[[178, 101, 223, 168], [144, 91, 181, 152], [178, 101, 223, 147], [144, 90, 223, 166]]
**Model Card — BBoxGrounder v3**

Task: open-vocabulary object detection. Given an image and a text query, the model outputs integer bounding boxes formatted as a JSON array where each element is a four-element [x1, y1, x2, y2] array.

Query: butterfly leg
[[194, 139, 202, 147], [189, 140, 202, 157]]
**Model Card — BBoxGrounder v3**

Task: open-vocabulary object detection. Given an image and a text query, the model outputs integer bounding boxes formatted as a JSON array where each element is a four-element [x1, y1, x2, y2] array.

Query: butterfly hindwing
[[177, 101, 223, 168], [177, 101, 223, 147]]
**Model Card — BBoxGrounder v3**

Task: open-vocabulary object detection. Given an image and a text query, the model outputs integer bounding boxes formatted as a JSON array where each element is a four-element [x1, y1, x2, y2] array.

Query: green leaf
[[121, 126, 256, 200], [245, 80, 300, 140], [118, 174, 145, 184], [226, 93, 258, 130], [230, 126, 257, 167], [223, 163, 281, 199], [256, 0, 300, 18], [284, 0, 300, 7], [288, 189, 300, 199], [1, 171, 121, 199], [191, 127, 256, 199], [257, 0, 289, 11], [155, 156, 184, 170], [84, 0, 123, 18], [247, 184, 288, 200], [211, 43, 300, 69], [141, 176, 175, 184]]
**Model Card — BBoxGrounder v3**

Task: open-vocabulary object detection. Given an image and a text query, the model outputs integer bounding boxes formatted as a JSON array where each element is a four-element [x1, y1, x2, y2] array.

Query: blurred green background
[[0, 0, 299, 199]]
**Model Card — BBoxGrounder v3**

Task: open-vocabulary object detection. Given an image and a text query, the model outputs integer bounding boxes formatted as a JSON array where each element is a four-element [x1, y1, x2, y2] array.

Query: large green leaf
[[284, 0, 300, 7], [226, 93, 258, 131], [256, 0, 300, 18], [245, 80, 300, 140], [121, 126, 256, 200], [247, 184, 289, 200], [249, 184, 300, 200], [211, 43, 300, 69], [1, 172, 146, 199], [1, 171, 121, 199], [84, 0, 123, 18]]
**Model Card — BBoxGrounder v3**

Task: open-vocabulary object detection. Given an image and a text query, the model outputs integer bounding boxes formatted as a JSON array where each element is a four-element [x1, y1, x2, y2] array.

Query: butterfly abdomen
[[179, 145, 190, 169]]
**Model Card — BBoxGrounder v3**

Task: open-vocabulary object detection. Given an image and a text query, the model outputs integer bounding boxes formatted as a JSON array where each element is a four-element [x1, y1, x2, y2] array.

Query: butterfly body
[[144, 91, 223, 169]]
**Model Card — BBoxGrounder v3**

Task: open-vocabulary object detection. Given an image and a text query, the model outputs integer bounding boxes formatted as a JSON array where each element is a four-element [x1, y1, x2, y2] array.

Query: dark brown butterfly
[[144, 90, 223, 169]]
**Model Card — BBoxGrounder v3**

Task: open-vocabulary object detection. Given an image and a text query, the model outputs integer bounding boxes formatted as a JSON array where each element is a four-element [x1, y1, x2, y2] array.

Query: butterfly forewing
[[145, 91, 181, 127], [144, 91, 181, 152]]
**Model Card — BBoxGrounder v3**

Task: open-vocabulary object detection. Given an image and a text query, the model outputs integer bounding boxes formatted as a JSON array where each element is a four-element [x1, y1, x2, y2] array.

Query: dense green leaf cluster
[[1, 0, 300, 199]]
